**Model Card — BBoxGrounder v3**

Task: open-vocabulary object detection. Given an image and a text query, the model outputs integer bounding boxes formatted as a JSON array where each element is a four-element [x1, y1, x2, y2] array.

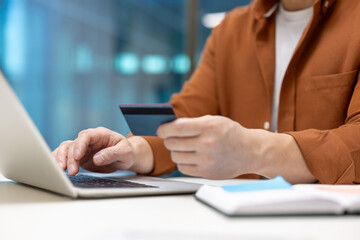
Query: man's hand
[[157, 115, 316, 183], [157, 115, 259, 179], [52, 127, 154, 176]]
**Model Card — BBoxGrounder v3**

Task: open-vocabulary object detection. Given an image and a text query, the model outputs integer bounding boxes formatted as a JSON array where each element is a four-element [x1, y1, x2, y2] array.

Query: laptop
[[0, 72, 200, 198]]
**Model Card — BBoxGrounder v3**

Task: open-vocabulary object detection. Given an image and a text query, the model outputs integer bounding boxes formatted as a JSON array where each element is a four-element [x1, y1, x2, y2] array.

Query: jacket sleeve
[[288, 72, 360, 184], [142, 32, 220, 176]]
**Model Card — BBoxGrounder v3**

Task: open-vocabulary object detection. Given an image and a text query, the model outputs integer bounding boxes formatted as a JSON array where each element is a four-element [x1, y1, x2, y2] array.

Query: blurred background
[[0, 0, 251, 150]]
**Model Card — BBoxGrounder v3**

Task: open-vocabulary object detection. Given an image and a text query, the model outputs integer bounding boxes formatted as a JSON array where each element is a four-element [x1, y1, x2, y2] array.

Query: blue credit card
[[119, 104, 177, 136]]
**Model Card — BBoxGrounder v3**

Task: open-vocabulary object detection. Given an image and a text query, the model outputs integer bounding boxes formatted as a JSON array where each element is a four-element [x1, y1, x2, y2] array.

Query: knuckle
[[170, 151, 179, 162], [201, 137, 216, 149], [174, 123, 183, 133], [57, 148, 67, 158], [203, 115, 212, 120], [95, 126, 107, 132], [78, 130, 86, 137], [177, 165, 187, 175], [123, 144, 132, 154], [175, 118, 185, 125], [206, 120, 218, 130], [59, 140, 72, 148], [164, 138, 174, 149], [122, 146, 134, 161], [78, 128, 93, 136], [78, 128, 92, 138]]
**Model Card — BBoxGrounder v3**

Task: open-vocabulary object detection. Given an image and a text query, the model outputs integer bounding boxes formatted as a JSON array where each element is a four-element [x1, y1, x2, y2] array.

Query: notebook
[[195, 176, 360, 216]]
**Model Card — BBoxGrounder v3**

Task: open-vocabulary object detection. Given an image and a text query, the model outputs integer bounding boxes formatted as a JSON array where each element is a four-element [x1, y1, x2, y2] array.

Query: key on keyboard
[[68, 175, 157, 189]]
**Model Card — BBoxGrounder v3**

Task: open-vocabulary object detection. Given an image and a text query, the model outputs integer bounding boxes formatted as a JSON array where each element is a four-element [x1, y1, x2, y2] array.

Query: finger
[[72, 129, 98, 160], [171, 151, 198, 165], [177, 164, 200, 177], [164, 136, 199, 152], [52, 148, 58, 160], [52, 148, 63, 170], [52, 148, 58, 158], [157, 118, 203, 138], [73, 128, 125, 160], [93, 139, 134, 169], [67, 144, 79, 176], [56, 141, 72, 170]]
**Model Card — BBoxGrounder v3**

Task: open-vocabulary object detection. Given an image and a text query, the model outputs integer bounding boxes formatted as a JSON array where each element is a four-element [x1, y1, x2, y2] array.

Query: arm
[[157, 115, 316, 184]]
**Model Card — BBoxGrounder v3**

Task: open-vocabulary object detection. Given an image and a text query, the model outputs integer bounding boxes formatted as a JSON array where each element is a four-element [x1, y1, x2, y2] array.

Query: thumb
[[93, 139, 134, 167]]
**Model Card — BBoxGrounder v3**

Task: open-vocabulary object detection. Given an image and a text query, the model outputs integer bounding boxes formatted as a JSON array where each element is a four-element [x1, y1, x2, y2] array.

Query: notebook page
[[294, 185, 360, 213]]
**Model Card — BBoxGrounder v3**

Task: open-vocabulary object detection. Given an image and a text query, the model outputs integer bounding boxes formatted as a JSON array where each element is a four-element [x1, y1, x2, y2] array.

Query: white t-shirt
[[270, 4, 313, 132]]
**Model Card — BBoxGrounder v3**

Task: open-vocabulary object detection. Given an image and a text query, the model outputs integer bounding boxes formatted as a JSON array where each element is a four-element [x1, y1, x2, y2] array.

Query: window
[[0, 0, 250, 150]]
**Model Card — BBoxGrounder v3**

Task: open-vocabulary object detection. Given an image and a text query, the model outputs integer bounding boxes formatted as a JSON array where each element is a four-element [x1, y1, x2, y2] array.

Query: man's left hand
[[157, 115, 261, 179]]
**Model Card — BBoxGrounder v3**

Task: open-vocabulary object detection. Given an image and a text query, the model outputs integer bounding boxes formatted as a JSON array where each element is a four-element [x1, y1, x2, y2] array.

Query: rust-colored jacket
[[143, 0, 360, 184]]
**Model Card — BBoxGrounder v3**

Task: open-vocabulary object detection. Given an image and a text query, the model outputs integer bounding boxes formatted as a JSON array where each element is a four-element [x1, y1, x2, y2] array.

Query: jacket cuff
[[287, 130, 355, 184], [142, 136, 177, 176]]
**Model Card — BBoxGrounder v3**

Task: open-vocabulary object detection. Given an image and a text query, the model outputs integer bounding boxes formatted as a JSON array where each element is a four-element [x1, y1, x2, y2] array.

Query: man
[[53, 0, 360, 184]]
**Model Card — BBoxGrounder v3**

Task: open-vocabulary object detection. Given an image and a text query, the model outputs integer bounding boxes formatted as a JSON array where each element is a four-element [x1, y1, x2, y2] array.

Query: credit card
[[119, 104, 177, 136]]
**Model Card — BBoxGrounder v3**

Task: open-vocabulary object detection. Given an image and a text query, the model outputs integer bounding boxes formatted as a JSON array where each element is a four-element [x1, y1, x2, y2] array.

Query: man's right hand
[[52, 127, 154, 176]]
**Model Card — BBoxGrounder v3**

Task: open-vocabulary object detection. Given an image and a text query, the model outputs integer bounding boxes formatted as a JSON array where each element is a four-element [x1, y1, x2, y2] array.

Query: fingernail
[[94, 154, 104, 164]]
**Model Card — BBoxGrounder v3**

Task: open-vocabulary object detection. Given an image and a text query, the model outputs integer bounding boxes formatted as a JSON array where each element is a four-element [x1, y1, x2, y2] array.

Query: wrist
[[251, 129, 278, 176], [242, 128, 280, 177], [255, 132, 286, 178], [127, 136, 154, 174], [254, 132, 316, 183], [232, 127, 270, 176]]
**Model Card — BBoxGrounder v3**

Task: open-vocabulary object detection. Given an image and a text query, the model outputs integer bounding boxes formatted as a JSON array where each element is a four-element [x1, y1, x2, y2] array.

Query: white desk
[[0, 173, 359, 240]]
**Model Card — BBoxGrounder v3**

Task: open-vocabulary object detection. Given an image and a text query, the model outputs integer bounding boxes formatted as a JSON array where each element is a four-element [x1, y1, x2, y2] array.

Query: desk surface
[[0, 173, 359, 240]]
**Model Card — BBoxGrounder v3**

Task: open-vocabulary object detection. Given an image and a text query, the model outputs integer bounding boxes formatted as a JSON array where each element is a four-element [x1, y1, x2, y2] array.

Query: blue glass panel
[[172, 54, 190, 74], [142, 55, 167, 74], [115, 53, 139, 75], [4, 0, 25, 78], [76, 44, 93, 73]]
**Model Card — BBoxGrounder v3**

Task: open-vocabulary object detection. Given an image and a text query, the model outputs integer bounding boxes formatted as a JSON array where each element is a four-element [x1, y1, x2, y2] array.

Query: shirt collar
[[251, 0, 337, 20], [263, 3, 278, 18]]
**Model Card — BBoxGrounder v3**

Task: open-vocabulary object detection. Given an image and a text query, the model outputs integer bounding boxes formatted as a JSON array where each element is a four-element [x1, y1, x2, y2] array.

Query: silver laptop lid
[[0, 71, 76, 197]]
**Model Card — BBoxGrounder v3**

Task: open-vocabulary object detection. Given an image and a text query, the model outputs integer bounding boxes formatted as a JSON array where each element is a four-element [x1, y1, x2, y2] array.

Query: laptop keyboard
[[68, 174, 157, 189]]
